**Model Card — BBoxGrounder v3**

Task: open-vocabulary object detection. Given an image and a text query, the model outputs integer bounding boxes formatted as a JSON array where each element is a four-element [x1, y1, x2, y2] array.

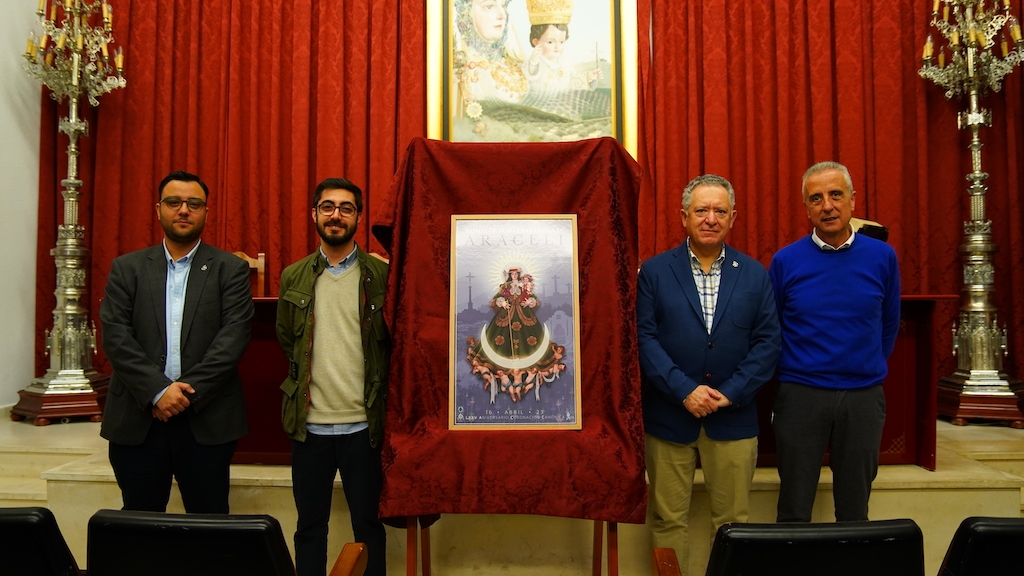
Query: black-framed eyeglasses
[[159, 197, 207, 212], [316, 201, 358, 217]]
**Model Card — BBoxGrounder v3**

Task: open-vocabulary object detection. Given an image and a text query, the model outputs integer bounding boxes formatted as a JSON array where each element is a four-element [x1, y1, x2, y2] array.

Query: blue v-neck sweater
[[768, 235, 901, 390]]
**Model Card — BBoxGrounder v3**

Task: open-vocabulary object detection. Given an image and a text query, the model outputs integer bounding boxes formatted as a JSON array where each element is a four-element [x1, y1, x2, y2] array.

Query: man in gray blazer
[[99, 170, 253, 513]]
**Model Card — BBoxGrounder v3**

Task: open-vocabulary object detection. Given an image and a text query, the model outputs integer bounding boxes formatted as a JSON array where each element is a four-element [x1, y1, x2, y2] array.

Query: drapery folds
[[636, 0, 1024, 379], [372, 137, 647, 521], [35, 0, 425, 375], [36, 0, 1024, 385]]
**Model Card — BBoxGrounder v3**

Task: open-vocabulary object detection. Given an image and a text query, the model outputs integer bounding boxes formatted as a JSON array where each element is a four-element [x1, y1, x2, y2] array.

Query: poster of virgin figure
[[449, 215, 582, 430]]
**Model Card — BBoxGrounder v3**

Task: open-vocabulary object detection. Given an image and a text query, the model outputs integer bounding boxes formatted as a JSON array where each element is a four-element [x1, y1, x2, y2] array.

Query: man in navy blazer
[[638, 174, 780, 573], [100, 170, 253, 514]]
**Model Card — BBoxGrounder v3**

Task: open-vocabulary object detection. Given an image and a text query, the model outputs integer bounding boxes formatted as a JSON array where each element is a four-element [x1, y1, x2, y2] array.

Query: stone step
[[0, 476, 47, 507], [0, 446, 96, 479]]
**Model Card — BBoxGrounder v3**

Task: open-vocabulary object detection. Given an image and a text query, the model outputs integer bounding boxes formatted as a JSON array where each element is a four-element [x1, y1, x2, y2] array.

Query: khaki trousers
[[645, 429, 757, 575]]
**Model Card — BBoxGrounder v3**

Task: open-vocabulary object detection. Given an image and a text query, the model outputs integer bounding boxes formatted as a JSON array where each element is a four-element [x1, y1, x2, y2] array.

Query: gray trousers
[[773, 382, 886, 522]]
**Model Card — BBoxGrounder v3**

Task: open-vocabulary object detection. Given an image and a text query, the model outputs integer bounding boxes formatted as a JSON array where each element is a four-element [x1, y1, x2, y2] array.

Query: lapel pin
[[732, 261, 738, 268], [201, 264, 208, 271]]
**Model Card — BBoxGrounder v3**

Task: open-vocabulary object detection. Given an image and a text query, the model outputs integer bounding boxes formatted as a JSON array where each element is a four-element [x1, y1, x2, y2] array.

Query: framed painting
[[449, 215, 582, 430], [427, 0, 637, 155]]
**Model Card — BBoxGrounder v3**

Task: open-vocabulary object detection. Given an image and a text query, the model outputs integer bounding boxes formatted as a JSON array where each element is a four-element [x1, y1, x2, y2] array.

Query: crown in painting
[[526, 0, 574, 25]]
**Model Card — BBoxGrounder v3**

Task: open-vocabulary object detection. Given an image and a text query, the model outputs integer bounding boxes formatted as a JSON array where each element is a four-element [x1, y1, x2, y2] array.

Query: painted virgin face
[[534, 25, 567, 60], [472, 0, 507, 42]]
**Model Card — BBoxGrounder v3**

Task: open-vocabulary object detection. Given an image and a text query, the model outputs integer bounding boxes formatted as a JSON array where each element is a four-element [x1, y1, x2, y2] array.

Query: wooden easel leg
[[406, 516, 417, 576], [607, 522, 618, 576], [593, 520, 603, 576], [420, 522, 431, 576]]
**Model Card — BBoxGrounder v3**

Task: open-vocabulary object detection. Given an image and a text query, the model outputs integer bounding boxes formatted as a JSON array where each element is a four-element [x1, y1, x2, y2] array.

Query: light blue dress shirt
[[152, 240, 201, 405]]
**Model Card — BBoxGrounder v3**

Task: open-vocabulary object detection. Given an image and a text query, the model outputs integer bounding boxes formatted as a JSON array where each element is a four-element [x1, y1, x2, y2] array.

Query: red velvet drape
[[36, 0, 1024, 383]]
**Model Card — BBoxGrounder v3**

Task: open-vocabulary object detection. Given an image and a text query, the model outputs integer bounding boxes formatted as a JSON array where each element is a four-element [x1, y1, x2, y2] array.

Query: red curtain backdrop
[[36, 0, 1024, 385]]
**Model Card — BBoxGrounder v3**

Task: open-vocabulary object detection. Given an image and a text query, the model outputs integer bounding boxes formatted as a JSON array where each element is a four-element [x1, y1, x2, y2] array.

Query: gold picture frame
[[449, 215, 583, 430], [427, 0, 637, 156]]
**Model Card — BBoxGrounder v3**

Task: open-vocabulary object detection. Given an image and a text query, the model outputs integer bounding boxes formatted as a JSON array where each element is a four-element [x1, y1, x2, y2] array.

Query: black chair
[[705, 519, 924, 576], [87, 509, 295, 576], [939, 516, 1024, 576], [0, 506, 81, 576]]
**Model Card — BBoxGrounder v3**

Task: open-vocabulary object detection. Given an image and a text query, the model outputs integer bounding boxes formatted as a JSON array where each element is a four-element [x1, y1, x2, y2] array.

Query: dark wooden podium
[[233, 297, 292, 464], [754, 295, 953, 471]]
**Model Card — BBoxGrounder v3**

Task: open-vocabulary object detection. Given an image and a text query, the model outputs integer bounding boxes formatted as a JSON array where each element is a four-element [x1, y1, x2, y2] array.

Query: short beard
[[161, 219, 204, 246], [317, 219, 357, 247]]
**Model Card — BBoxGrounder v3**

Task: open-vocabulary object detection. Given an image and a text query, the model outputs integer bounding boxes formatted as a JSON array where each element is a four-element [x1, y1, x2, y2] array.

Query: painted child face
[[533, 25, 567, 59], [473, 0, 507, 42]]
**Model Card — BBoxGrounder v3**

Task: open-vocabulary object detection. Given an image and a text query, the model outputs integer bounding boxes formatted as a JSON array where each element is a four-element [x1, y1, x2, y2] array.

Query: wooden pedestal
[[10, 383, 108, 426], [937, 376, 1024, 428]]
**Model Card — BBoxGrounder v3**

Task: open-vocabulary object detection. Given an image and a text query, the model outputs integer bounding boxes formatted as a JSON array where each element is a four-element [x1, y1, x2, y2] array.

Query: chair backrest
[[329, 542, 368, 576], [87, 509, 294, 576], [234, 251, 267, 297], [0, 506, 81, 576], [705, 519, 925, 576], [939, 516, 1024, 576]]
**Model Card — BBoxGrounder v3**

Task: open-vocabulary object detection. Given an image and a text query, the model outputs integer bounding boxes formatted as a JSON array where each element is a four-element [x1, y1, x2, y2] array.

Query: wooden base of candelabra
[[10, 379, 108, 426], [937, 374, 1024, 428]]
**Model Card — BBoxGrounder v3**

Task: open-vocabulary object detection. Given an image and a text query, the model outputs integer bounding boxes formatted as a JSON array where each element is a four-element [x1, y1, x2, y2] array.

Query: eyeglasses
[[159, 197, 207, 212], [316, 201, 358, 217]]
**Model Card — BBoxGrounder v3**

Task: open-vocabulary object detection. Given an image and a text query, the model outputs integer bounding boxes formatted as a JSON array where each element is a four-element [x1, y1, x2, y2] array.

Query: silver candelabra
[[919, 0, 1024, 426], [12, 0, 125, 425]]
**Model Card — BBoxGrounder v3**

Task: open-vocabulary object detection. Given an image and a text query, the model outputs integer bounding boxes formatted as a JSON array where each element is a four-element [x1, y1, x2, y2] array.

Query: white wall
[[0, 0, 43, 405]]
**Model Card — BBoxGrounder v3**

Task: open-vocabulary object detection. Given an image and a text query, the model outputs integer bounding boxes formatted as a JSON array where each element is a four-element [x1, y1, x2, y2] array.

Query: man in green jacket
[[276, 177, 391, 576]]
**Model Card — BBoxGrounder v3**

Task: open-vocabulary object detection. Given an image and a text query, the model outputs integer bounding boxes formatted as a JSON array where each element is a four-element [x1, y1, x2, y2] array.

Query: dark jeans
[[773, 382, 886, 522], [291, 429, 386, 576], [108, 415, 236, 514]]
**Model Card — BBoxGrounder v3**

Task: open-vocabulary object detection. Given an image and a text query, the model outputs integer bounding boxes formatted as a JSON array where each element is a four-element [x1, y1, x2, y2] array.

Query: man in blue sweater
[[639, 174, 780, 570], [769, 161, 900, 523]]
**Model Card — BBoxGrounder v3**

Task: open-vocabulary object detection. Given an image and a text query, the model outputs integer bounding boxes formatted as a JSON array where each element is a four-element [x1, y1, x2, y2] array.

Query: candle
[[25, 37, 34, 57], [114, 47, 123, 71], [102, 2, 108, 19], [933, 0, 940, 12], [76, 33, 83, 51], [38, 0, 46, 12], [56, 33, 66, 50], [969, 26, 978, 44], [49, 4, 56, 21], [63, 0, 70, 8], [952, 30, 960, 46], [101, 40, 108, 58], [1012, 23, 1022, 42], [943, 5, 949, 21], [939, 46, 947, 67], [1001, 32, 1010, 55], [45, 49, 54, 66], [923, 35, 935, 59], [40, 34, 49, 51]]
